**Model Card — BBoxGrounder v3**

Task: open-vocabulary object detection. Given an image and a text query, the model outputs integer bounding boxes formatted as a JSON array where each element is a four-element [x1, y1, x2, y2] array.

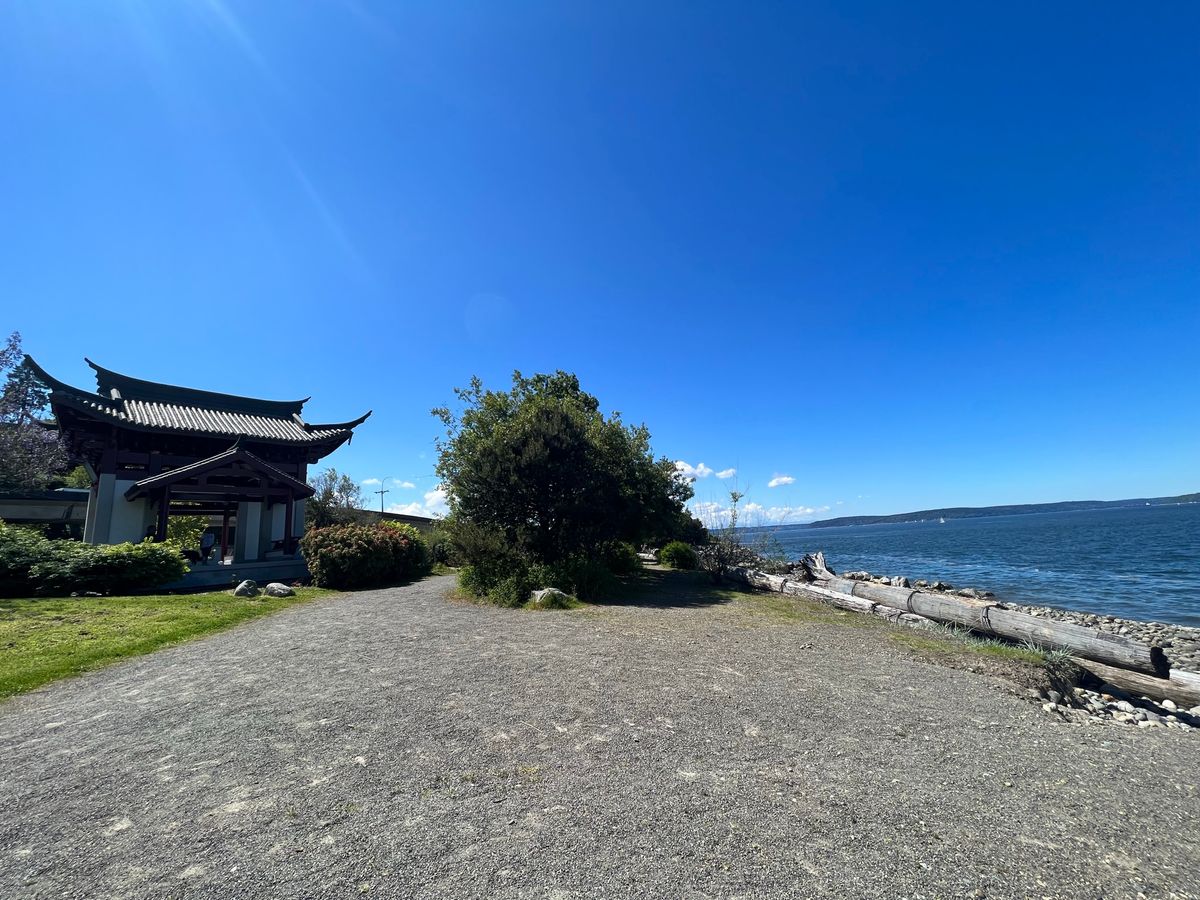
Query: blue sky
[[2, 2, 1197, 523]]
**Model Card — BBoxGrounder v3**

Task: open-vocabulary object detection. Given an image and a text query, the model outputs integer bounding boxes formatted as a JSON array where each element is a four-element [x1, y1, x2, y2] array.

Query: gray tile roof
[[27, 356, 369, 446]]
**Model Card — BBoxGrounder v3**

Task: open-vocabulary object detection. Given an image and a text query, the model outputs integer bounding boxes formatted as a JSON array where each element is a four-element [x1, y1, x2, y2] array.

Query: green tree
[[306, 467, 364, 528], [433, 371, 692, 567], [0, 333, 67, 489]]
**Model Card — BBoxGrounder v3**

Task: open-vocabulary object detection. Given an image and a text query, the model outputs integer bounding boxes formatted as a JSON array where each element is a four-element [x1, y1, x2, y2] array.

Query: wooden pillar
[[220, 506, 231, 562], [284, 492, 295, 555], [154, 487, 170, 542]]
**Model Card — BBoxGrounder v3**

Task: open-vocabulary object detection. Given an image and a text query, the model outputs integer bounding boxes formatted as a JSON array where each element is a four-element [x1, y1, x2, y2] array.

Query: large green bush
[[300, 522, 429, 590], [425, 526, 463, 568], [0, 521, 188, 597], [660, 540, 699, 570], [601, 541, 642, 576], [378, 521, 430, 575], [456, 552, 617, 603]]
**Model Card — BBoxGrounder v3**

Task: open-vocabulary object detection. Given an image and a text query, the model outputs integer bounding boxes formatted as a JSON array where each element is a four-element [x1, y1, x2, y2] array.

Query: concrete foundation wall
[[105, 479, 153, 544]]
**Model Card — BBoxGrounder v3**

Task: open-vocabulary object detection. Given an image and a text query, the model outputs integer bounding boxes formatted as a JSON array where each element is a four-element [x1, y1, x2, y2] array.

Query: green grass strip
[[0, 587, 332, 700]]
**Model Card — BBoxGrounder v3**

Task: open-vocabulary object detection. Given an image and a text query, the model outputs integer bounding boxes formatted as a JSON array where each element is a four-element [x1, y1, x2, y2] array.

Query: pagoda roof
[[25, 356, 370, 447], [124, 443, 316, 500]]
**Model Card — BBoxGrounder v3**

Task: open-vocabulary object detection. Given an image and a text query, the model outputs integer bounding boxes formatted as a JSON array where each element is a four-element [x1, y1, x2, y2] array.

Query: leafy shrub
[[0, 522, 51, 596], [300, 523, 428, 590], [561, 561, 619, 602], [0, 521, 188, 596], [378, 521, 431, 576], [660, 540, 699, 570], [490, 573, 531, 608], [425, 526, 463, 568], [601, 541, 642, 576], [166, 514, 208, 549], [449, 517, 621, 604]]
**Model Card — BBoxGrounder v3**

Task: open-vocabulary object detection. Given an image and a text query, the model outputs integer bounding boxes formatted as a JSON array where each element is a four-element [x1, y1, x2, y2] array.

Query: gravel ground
[[2, 572, 1198, 899]]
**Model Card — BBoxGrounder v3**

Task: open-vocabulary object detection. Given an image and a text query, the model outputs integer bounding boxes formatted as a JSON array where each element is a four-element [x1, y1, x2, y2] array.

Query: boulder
[[529, 587, 572, 609], [889, 576, 910, 588], [233, 579, 260, 597], [264, 582, 295, 597]]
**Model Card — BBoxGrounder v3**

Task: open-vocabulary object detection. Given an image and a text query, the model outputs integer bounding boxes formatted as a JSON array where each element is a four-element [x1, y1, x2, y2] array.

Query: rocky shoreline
[[805, 567, 1200, 733], [829, 568, 1200, 675]]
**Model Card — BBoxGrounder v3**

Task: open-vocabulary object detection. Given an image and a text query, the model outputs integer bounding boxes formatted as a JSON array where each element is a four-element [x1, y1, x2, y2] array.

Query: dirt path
[[1, 573, 1197, 898]]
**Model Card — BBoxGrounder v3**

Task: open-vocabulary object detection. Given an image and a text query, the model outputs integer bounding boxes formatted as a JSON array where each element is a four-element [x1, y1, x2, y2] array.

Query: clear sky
[[2, 2, 1197, 523]]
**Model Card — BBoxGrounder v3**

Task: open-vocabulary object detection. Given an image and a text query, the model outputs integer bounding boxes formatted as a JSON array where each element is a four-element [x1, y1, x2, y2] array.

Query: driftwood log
[[1068, 657, 1200, 709], [734, 553, 1171, 678]]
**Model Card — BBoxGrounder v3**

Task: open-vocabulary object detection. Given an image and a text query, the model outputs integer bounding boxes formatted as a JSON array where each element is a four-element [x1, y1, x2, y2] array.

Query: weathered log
[[1069, 657, 1200, 708], [745, 561, 1172, 677], [779, 579, 936, 629]]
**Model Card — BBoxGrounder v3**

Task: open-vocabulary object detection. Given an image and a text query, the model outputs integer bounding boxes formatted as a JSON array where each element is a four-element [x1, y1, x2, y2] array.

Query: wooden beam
[[155, 486, 170, 543]]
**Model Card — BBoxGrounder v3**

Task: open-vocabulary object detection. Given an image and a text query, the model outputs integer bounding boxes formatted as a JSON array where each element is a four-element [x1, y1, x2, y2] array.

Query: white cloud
[[767, 475, 796, 488], [397, 481, 416, 489], [675, 460, 715, 480], [361, 477, 382, 486], [689, 498, 829, 527], [715, 468, 737, 479], [386, 487, 449, 519]]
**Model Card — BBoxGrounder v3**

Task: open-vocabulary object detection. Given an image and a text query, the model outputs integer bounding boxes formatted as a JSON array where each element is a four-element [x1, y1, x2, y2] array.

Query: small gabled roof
[[25, 356, 370, 448], [124, 443, 316, 500]]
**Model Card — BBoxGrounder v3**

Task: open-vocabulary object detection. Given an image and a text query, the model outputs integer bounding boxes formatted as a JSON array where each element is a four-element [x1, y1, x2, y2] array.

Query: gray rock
[[1047, 690, 1062, 705], [1161, 698, 1177, 711], [264, 582, 295, 597], [530, 587, 571, 606], [233, 580, 260, 597], [889, 576, 910, 588]]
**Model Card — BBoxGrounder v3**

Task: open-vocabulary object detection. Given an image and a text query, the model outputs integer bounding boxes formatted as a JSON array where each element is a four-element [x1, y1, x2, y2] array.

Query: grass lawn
[[0, 587, 333, 700]]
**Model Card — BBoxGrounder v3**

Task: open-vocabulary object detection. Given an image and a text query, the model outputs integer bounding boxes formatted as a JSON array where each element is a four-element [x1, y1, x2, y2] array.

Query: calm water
[[757, 504, 1200, 626]]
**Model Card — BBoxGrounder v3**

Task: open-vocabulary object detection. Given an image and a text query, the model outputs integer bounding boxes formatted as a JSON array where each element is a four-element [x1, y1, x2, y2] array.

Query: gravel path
[[2, 573, 1198, 899]]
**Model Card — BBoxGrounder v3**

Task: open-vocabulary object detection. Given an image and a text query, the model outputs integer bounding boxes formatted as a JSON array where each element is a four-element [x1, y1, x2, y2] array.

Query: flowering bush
[[300, 523, 430, 589]]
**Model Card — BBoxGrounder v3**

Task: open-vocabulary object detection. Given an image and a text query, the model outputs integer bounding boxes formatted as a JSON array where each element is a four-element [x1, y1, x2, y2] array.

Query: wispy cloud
[[768, 474, 796, 488], [361, 478, 382, 486], [387, 488, 449, 519], [675, 461, 715, 480], [715, 468, 737, 479], [397, 481, 416, 489], [689, 498, 830, 527]]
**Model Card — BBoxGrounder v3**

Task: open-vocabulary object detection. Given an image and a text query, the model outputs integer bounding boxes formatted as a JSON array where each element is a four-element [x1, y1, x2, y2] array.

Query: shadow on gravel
[[595, 567, 732, 609]]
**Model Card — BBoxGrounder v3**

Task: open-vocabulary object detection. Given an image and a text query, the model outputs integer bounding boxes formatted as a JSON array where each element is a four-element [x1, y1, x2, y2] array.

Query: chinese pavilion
[[24, 357, 369, 575]]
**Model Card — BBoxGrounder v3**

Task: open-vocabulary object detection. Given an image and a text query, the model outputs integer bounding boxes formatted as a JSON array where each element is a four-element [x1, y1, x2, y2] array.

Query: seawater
[[755, 503, 1200, 626]]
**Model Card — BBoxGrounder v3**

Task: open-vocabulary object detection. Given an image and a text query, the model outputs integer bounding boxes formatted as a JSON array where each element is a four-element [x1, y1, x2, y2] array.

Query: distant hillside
[[807, 493, 1200, 528]]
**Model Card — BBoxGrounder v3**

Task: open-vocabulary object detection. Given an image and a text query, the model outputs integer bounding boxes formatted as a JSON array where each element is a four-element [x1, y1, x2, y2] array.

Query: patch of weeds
[[737, 591, 885, 630], [525, 592, 582, 611]]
